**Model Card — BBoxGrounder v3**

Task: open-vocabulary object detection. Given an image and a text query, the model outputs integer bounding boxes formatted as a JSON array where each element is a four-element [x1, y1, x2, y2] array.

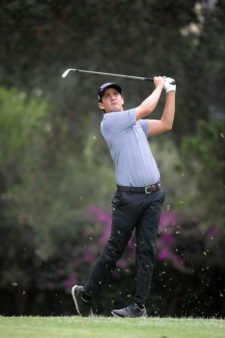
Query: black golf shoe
[[71, 285, 93, 317], [111, 303, 147, 318]]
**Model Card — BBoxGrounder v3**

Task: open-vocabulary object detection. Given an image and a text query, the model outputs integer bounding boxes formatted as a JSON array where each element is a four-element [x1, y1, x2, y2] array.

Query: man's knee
[[103, 240, 124, 264]]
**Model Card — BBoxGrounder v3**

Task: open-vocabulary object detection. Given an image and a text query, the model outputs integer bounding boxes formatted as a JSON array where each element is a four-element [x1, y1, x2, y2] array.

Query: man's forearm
[[136, 85, 164, 120], [161, 91, 175, 130]]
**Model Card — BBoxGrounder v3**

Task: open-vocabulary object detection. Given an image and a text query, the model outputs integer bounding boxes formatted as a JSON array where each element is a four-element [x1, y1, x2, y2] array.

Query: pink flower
[[159, 210, 178, 231], [158, 248, 170, 261], [83, 248, 95, 263]]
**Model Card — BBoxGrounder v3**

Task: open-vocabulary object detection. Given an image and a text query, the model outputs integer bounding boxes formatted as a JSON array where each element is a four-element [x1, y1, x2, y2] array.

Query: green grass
[[0, 316, 224, 338]]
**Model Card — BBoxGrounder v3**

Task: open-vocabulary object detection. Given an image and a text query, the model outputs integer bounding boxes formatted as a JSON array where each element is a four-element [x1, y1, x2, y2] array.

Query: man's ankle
[[136, 302, 145, 310]]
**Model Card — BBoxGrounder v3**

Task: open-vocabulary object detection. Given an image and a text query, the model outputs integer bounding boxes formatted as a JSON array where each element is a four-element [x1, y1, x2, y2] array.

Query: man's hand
[[164, 77, 176, 93], [154, 76, 165, 89]]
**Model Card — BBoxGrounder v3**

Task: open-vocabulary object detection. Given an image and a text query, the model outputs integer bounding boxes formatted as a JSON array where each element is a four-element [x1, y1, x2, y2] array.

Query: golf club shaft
[[62, 68, 154, 81]]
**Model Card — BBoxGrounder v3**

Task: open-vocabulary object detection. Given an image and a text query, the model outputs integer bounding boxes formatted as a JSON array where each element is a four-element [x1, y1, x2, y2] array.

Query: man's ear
[[98, 101, 104, 110]]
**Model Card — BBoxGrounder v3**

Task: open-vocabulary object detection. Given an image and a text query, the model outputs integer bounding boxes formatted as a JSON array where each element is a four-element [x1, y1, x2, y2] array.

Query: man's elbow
[[162, 112, 175, 131], [165, 123, 173, 131], [162, 120, 173, 132]]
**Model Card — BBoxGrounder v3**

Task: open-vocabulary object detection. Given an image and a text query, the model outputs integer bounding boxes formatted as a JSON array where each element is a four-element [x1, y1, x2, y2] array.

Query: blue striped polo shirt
[[100, 109, 160, 187]]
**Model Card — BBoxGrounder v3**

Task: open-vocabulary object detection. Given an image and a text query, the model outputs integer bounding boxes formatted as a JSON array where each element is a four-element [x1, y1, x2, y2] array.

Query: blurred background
[[0, 0, 224, 317]]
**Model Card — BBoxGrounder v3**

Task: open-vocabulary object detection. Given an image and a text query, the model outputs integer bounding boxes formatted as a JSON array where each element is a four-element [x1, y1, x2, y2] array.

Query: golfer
[[72, 76, 176, 317]]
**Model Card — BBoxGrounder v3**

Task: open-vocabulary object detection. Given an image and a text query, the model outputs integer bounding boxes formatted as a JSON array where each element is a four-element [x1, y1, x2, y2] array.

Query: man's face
[[98, 88, 124, 112]]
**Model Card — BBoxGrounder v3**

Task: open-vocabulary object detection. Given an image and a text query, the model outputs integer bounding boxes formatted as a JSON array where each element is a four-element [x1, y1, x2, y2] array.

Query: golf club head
[[62, 69, 77, 78]]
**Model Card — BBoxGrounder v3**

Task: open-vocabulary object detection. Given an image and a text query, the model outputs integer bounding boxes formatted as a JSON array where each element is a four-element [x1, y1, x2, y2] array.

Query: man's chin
[[112, 105, 123, 112]]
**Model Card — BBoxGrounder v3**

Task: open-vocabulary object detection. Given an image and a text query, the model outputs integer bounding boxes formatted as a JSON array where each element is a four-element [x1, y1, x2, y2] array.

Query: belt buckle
[[145, 186, 152, 194]]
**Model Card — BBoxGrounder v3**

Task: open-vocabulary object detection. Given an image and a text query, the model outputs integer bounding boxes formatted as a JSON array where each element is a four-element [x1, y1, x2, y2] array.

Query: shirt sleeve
[[140, 119, 149, 138], [101, 109, 136, 133]]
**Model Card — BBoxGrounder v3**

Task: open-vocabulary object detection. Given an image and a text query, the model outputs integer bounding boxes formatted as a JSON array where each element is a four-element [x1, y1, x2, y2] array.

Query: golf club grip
[[142, 77, 176, 85], [143, 77, 154, 81], [139, 77, 176, 85]]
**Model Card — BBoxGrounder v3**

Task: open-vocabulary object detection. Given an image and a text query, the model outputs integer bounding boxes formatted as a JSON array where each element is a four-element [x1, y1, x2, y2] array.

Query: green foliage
[[180, 119, 225, 229], [151, 136, 188, 209], [0, 87, 49, 185], [0, 87, 50, 291]]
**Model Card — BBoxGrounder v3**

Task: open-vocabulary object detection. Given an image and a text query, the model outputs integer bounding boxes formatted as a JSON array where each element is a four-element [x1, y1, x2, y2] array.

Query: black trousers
[[84, 187, 165, 305]]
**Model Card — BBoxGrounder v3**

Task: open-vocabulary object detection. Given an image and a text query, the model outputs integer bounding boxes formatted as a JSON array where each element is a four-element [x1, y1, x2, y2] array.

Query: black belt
[[117, 183, 160, 194]]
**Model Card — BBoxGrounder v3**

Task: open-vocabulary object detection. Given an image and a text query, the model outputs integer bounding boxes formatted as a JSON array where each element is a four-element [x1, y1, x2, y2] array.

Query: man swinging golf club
[[71, 75, 176, 317]]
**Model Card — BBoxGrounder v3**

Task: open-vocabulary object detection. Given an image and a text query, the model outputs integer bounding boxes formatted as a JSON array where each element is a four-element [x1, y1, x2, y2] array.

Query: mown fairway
[[0, 316, 224, 338]]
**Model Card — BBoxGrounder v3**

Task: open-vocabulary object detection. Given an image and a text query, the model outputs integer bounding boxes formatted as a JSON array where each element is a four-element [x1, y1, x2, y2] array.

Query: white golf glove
[[164, 77, 176, 93]]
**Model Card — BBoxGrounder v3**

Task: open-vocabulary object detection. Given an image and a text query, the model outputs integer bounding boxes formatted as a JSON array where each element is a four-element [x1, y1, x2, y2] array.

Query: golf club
[[61, 68, 176, 85]]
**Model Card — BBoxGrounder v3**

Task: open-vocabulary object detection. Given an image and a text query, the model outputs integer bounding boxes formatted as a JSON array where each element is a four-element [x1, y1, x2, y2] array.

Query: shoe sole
[[111, 310, 123, 318], [71, 285, 81, 315], [111, 310, 147, 318]]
